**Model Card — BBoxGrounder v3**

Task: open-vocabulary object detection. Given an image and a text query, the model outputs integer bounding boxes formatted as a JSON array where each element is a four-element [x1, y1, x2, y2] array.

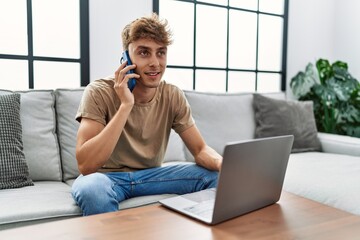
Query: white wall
[[286, 0, 360, 98], [286, 0, 336, 98], [334, 0, 360, 80], [89, 0, 152, 81]]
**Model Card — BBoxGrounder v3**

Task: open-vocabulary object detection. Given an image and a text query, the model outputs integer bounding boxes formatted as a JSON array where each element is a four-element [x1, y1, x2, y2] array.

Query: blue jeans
[[72, 163, 218, 216]]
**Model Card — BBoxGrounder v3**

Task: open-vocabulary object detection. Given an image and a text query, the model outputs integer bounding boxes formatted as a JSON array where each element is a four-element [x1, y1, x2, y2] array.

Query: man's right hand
[[114, 61, 139, 106]]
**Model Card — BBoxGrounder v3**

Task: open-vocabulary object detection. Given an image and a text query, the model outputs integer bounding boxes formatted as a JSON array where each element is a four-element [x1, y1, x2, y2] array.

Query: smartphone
[[121, 50, 136, 92]]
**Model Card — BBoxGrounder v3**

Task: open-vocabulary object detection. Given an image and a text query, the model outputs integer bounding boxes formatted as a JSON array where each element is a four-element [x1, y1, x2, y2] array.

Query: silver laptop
[[159, 135, 294, 225]]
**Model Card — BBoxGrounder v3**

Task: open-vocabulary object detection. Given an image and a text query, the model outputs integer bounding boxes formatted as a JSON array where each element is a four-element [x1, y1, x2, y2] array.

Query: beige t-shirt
[[76, 78, 194, 172]]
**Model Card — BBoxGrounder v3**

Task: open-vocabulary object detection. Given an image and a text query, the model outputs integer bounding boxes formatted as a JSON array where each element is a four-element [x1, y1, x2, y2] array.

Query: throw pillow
[[0, 93, 33, 189], [253, 94, 321, 153]]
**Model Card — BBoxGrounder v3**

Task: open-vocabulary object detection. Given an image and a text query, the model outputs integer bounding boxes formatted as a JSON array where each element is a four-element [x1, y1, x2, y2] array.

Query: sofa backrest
[[0, 89, 62, 181], [184, 91, 256, 160], [184, 91, 286, 160], [1, 87, 286, 183], [54, 89, 84, 181]]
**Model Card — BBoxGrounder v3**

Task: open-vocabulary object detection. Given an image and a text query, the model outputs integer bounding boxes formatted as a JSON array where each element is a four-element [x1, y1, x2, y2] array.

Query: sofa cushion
[[0, 181, 81, 229], [184, 91, 255, 159], [0, 89, 61, 181], [21, 90, 62, 181], [0, 93, 33, 189], [55, 89, 84, 181], [163, 129, 186, 162], [184, 91, 286, 160], [284, 152, 360, 215], [253, 94, 321, 153]]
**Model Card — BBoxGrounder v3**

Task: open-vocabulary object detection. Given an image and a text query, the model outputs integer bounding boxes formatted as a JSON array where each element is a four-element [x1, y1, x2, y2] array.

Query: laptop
[[159, 135, 294, 225]]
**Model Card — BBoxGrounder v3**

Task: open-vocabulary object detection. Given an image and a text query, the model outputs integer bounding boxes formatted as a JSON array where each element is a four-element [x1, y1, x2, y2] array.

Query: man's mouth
[[145, 72, 160, 77]]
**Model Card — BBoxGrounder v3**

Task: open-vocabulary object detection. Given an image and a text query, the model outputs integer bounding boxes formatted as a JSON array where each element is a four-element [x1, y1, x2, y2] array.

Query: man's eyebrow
[[136, 46, 151, 51], [158, 47, 167, 51], [136, 46, 167, 51]]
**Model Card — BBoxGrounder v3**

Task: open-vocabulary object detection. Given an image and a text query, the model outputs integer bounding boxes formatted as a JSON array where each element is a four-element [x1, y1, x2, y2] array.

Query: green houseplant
[[290, 59, 360, 138]]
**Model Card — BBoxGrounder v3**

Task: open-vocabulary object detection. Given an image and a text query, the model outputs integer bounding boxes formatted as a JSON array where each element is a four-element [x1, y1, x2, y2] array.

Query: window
[[0, 0, 89, 90], [154, 0, 289, 93]]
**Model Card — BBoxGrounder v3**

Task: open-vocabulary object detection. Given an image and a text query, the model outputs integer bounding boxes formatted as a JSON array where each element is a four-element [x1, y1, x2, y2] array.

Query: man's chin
[[137, 80, 161, 89], [143, 77, 162, 87], [146, 82, 161, 88]]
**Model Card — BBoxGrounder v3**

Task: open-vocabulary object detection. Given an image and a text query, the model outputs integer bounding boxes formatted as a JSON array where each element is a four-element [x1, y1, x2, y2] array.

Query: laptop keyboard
[[181, 188, 216, 219], [184, 199, 215, 219]]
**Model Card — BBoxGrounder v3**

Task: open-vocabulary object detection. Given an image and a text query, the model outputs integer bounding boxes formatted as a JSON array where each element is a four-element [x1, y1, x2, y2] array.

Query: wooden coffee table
[[1, 191, 360, 240]]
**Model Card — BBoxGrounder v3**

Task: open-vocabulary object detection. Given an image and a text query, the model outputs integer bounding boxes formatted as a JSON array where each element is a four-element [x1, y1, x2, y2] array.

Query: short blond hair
[[122, 13, 173, 50]]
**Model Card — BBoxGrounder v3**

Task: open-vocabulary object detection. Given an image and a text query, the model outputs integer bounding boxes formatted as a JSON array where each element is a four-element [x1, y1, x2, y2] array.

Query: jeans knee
[[189, 164, 218, 190], [204, 170, 218, 188], [72, 173, 118, 215], [72, 173, 106, 199]]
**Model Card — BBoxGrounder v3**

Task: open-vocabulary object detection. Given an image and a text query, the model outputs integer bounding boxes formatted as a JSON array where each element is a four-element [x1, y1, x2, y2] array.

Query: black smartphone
[[121, 50, 136, 92]]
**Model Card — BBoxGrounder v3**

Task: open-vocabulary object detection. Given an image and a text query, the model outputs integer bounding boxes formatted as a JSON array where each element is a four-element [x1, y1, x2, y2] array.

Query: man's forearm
[[194, 145, 223, 171]]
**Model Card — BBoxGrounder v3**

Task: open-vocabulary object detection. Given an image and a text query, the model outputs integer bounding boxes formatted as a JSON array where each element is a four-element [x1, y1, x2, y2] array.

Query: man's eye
[[158, 51, 166, 56], [140, 51, 149, 56]]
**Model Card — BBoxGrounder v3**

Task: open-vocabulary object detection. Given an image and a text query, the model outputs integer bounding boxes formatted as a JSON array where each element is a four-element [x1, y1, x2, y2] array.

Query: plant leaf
[[327, 77, 349, 101], [290, 63, 318, 98], [330, 67, 360, 101], [343, 125, 360, 138], [316, 59, 332, 84], [337, 103, 360, 123], [332, 60, 348, 71], [333, 66, 357, 83], [312, 84, 338, 106]]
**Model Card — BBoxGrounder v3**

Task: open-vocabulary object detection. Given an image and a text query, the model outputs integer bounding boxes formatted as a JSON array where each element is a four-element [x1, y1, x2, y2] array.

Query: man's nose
[[149, 54, 160, 67]]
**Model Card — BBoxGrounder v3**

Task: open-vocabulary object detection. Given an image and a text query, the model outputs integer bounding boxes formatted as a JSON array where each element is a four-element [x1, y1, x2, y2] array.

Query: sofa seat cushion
[[120, 193, 177, 210], [283, 152, 360, 215], [0, 181, 81, 228]]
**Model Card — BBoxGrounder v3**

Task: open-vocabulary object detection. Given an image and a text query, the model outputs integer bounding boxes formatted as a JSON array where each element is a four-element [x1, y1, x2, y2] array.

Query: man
[[72, 13, 222, 216]]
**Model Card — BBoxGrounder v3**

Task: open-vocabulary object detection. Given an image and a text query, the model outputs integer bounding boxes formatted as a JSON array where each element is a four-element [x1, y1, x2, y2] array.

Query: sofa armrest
[[317, 132, 360, 157]]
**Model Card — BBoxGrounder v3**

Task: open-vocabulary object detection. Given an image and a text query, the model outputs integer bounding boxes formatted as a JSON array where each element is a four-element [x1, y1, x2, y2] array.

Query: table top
[[1, 191, 360, 240]]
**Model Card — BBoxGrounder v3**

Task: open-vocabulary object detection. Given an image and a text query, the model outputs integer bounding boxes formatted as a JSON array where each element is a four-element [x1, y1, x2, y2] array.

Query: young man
[[72, 13, 222, 216]]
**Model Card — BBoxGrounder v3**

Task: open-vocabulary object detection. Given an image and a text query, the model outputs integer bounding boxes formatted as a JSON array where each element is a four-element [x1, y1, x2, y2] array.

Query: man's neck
[[133, 87, 157, 104]]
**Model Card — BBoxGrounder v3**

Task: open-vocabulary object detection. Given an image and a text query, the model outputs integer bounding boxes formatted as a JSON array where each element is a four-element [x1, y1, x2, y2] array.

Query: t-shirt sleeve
[[172, 88, 195, 134], [75, 85, 107, 126]]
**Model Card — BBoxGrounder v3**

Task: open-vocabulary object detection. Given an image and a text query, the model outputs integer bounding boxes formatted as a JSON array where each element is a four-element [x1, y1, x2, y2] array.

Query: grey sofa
[[0, 88, 359, 231]]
